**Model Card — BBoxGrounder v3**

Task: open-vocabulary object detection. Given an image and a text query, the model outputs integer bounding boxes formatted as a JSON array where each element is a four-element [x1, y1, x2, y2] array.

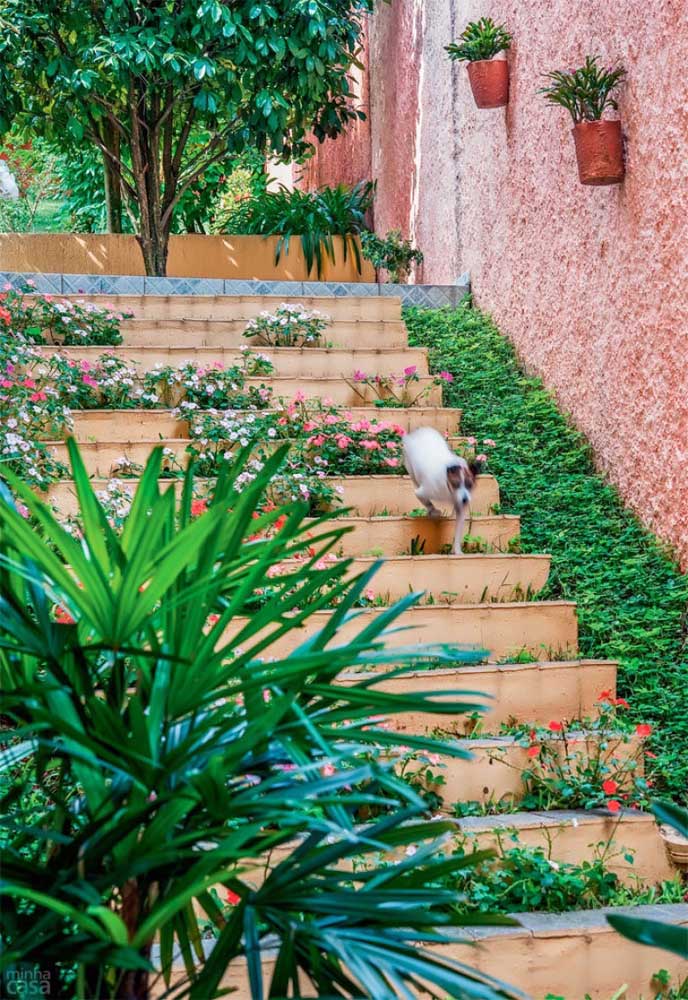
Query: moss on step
[[405, 303, 688, 804]]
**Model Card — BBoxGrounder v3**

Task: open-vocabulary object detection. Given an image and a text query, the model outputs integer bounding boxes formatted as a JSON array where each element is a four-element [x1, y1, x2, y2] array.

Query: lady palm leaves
[[0, 442, 522, 999], [446, 18, 512, 63], [540, 56, 625, 123]]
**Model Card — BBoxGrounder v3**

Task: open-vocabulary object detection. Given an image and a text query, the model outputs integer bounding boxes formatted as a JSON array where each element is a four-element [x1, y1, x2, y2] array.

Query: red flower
[[606, 799, 621, 813], [614, 697, 630, 709], [0, 307, 11, 324], [598, 690, 613, 702], [190, 498, 208, 517], [645, 750, 658, 759], [55, 606, 75, 625], [527, 745, 540, 758], [635, 723, 652, 738], [602, 779, 619, 795], [548, 721, 563, 732], [225, 889, 241, 906]]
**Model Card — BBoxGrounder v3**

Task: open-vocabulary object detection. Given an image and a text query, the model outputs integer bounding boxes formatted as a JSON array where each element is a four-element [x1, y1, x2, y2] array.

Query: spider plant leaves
[[540, 55, 625, 123]]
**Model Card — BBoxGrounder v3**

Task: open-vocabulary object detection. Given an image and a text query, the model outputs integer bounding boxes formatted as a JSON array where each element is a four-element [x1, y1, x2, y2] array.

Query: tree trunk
[[102, 122, 123, 234], [137, 224, 170, 276]]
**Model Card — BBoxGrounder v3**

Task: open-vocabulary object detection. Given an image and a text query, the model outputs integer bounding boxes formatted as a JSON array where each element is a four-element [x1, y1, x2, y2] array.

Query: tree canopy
[[0, 0, 374, 273]]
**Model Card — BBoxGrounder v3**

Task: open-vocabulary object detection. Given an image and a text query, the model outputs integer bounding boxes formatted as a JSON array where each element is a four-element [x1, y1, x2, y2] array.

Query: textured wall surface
[[304, 0, 688, 566], [454, 0, 688, 567]]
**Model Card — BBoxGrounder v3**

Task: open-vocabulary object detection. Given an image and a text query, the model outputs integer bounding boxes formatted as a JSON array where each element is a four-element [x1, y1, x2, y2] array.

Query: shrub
[[360, 229, 424, 283], [243, 303, 330, 347], [221, 181, 375, 278], [540, 56, 626, 124], [0, 283, 126, 346], [446, 18, 512, 63], [0, 441, 521, 1000]]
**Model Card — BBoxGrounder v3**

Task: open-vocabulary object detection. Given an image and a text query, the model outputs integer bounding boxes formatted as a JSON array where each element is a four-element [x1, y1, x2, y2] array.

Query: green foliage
[[0, 441, 524, 1000], [404, 303, 688, 804], [222, 180, 375, 278], [360, 228, 424, 283], [446, 19, 512, 63], [607, 802, 688, 961], [0, 1, 376, 272], [540, 56, 626, 124]]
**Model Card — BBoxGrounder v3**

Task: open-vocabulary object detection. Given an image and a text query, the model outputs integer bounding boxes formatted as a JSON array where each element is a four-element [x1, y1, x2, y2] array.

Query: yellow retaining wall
[[0, 233, 376, 282]]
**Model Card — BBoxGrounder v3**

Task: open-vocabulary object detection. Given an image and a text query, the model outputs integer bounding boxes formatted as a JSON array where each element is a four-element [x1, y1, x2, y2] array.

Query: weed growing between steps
[[405, 303, 688, 804]]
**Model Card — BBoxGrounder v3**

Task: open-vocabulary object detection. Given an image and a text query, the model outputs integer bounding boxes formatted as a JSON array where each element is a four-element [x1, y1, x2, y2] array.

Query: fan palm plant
[[0, 441, 523, 1000]]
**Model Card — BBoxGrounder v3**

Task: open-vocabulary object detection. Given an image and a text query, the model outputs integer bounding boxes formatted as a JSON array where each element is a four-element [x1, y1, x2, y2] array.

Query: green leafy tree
[[0, 442, 522, 1000], [0, 1, 373, 274]]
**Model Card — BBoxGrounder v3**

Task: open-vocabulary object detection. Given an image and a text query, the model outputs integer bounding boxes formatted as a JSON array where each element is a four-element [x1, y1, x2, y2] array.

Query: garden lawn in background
[[405, 302, 688, 804]]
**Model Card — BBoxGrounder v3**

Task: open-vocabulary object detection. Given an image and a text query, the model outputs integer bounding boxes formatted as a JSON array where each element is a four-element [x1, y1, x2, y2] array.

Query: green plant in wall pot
[[0, 440, 527, 1000], [540, 55, 626, 186], [446, 18, 512, 109]]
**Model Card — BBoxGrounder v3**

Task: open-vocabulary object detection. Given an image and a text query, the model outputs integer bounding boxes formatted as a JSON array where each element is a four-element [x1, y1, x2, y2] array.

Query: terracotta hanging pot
[[466, 59, 509, 109], [571, 119, 625, 186]]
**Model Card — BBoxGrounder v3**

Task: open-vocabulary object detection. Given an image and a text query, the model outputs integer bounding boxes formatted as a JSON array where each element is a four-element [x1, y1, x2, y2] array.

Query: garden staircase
[[39, 291, 687, 999]]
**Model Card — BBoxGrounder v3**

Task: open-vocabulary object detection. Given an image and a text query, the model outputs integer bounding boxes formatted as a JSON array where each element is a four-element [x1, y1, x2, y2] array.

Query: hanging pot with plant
[[540, 55, 626, 186], [446, 18, 512, 109]]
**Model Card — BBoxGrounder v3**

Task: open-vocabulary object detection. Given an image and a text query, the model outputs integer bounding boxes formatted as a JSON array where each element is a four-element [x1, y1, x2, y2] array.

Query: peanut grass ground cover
[[405, 303, 688, 804]]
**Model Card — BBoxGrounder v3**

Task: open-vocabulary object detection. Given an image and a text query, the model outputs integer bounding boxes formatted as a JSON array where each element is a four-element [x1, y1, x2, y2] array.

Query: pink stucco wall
[[303, 0, 688, 567]]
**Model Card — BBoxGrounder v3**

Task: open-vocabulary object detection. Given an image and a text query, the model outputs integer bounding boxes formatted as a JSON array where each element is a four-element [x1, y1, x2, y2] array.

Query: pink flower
[[360, 439, 380, 451], [364, 588, 375, 601], [438, 370, 454, 382], [82, 375, 98, 387], [476, 453, 488, 463], [483, 439, 496, 447], [466, 436, 477, 446], [293, 391, 306, 403], [353, 369, 367, 382], [323, 414, 339, 425], [0, 379, 12, 389], [335, 435, 352, 449], [79, 360, 91, 371], [30, 391, 47, 402], [384, 457, 399, 468], [307, 434, 326, 447], [303, 420, 317, 431], [21, 378, 36, 389], [403, 366, 417, 377], [320, 763, 335, 777]]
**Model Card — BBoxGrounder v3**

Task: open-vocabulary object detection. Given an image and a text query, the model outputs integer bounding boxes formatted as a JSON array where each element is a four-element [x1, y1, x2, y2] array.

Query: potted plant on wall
[[446, 18, 512, 109], [540, 55, 626, 185]]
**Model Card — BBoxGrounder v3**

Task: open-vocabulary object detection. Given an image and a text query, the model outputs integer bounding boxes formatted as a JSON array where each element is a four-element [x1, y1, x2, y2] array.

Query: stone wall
[[302, 0, 688, 567]]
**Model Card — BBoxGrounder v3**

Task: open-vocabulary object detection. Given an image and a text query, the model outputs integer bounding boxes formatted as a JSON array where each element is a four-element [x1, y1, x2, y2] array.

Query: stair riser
[[460, 815, 676, 886], [329, 474, 496, 515], [52, 294, 402, 321], [348, 555, 551, 603], [36, 345, 430, 378], [417, 737, 642, 806], [119, 319, 410, 349], [339, 661, 615, 732], [65, 407, 462, 441], [332, 515, 520, 555], [153, 911, 688, 999], [432, 924, 688, 1000], [222, 603, 579, 662]]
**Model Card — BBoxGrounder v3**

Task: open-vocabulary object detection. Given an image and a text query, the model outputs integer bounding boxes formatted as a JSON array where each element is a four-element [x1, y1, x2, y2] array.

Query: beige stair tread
[[118, 317, 410, 348]]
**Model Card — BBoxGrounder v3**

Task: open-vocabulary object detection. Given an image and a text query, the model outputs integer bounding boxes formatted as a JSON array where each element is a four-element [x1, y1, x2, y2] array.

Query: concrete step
[[44, 437, 466, 481], [35, 344, 430, 379], [339, 660, 615, 732], [38, 372, 442, 408], [55, 293, 403, 322], [328, 473, 498, 516], [152, 905, 688, 999], [223, 601, 579, 663], [455, 809, 677, 885], [346, 553, 551, 603], [329, 514, 519, 555], [65, 405, 462, 441], [413, 732, 642, 806], [118, 317, 411, 349], [439, 905, 688, 1000]]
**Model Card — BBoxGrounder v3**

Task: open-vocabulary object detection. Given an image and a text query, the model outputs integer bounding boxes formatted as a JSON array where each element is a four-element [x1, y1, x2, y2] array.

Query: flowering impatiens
[[0, 284, 128, 346], [243, 303, 330, 347]]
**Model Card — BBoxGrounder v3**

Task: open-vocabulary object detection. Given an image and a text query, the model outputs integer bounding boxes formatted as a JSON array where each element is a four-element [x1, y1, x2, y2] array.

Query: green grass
[[405, 303, 688, 804]]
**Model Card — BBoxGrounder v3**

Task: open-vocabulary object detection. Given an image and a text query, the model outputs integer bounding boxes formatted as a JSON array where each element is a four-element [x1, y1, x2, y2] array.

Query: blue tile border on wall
[[0, 272, 470, 309]]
